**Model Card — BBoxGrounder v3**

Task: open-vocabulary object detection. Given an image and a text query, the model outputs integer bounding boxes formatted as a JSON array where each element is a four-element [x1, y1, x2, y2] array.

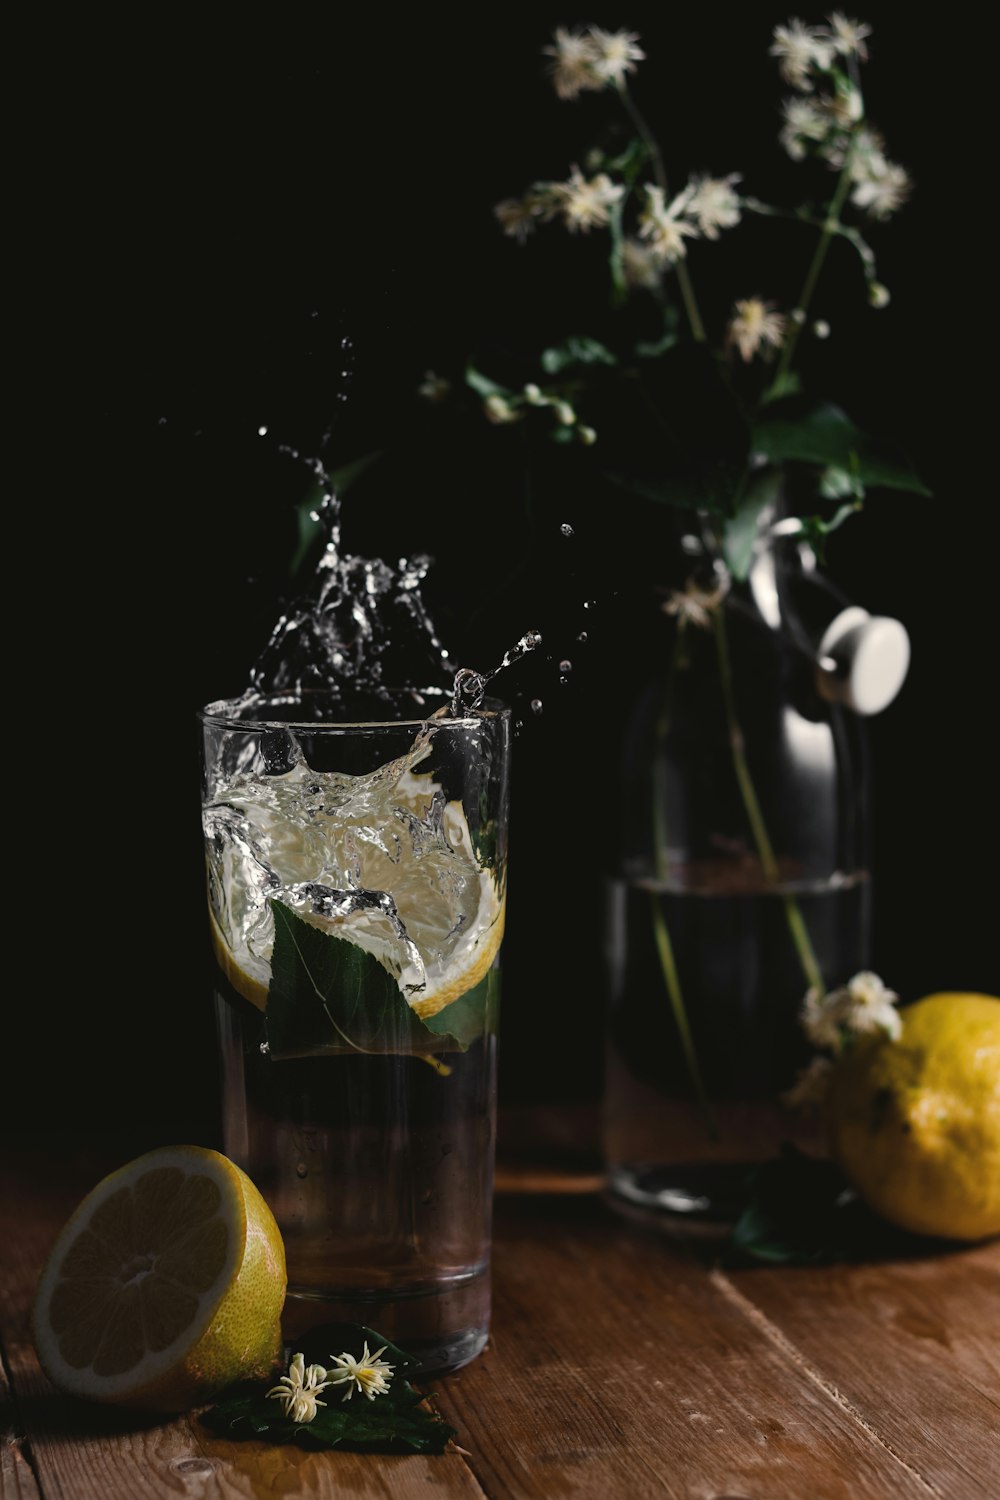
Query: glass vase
[[602, 528, 872, 1233]]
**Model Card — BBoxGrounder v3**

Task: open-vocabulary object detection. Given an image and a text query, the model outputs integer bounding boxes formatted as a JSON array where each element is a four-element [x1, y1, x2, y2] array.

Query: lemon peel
[[829, 992, 1000, 1241]]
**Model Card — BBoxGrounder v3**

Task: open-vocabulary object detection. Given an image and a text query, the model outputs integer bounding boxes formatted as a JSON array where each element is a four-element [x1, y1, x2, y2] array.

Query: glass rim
[[197, 686, 511, 734]]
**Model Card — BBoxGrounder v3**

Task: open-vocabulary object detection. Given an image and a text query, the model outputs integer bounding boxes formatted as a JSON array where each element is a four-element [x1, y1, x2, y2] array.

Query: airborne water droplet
[[296, 1162, 308, 1178], [257, 425, 268, 436], [577, 631, 588, 643], [530, 698, 543, 715], [559, 523, 574, 537], [559, 659, 572, 673], [583, 600, 596, 610]]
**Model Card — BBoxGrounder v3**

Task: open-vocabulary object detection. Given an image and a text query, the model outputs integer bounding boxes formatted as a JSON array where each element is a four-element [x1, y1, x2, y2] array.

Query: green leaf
[[540, 336, 618, 374], [423, 967, 500, 1048], [464, 362, 513, 400], [290, 453, 383, 577], [202, 1323, 457, 1454], [634, 333, 679, 359], [724, 1147, 943, 1267], [266, 902, 497, 1060], [721, 471, 783, 580], [752, 401, 931, 496]]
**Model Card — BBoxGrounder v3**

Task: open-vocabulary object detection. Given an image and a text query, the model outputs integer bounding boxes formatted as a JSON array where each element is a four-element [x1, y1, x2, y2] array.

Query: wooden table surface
[[3, 1125, 998, 1500]]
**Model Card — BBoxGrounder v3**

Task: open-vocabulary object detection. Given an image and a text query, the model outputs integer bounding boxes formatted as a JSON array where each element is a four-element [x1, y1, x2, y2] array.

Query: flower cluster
[[543, 25, 645, 99], [266, 1342, 395, 1424], [489, 12, 907, 398], [802, 970, 902, 1049], [772, 14, 910, 220]]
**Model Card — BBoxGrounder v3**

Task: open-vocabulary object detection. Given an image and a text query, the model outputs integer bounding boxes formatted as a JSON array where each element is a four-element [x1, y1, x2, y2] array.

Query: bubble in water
[[296, 1163, 308, 1178], [577, 631, 588, 643], [559, 659, 572, 673], [530, 698, 543, 715], [559, 523, 574, 537]]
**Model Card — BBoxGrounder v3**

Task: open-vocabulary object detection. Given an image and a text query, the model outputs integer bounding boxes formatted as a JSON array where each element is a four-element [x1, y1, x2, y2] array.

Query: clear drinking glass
[[199, 688, 511, 1374]]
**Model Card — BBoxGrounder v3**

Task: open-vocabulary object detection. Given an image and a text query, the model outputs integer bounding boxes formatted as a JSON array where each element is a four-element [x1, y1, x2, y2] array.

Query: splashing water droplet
[[577, 631, 588, 643], [559, 523, 574, 537], [530, 698, 543, 715]]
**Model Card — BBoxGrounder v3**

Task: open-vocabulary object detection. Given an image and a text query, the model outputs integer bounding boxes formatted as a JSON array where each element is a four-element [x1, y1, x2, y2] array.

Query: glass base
[[280, 1264, 490, 1376], [604, 1162, 757, 1238]]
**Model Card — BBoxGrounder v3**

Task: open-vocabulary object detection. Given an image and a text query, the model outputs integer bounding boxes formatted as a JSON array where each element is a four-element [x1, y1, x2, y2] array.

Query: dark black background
[[9, 6, 996, 1151]]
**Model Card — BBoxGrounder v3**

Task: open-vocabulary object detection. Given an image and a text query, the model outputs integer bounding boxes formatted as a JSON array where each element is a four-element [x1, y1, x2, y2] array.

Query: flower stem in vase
[[711, 606, 826, 998], [651, 623, 719, 1141]]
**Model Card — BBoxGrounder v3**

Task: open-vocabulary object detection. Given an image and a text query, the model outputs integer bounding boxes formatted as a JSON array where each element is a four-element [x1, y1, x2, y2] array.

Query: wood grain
[[3, 1146, 997, 1499], [435, 1194, 942, 1500], [723, 1244, 1000, 1498]]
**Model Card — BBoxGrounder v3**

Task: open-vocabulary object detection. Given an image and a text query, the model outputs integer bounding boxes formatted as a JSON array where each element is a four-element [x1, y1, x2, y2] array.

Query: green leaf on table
[[201, 1322, 458, 1455], [541, 336, 618, 374], [724, 1146, 944, 1266], [752, 401, 931, 495], [266, 902, 496, 1060]]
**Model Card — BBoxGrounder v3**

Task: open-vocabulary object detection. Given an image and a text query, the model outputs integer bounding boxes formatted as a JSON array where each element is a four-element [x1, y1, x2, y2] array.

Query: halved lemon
[[209, 761, 505, 1024], [32, 1145, 286, 1412]]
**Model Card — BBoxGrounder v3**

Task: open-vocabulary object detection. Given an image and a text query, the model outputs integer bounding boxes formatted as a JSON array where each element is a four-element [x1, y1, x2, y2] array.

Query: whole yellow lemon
[[829, 992, 1000, 1241]]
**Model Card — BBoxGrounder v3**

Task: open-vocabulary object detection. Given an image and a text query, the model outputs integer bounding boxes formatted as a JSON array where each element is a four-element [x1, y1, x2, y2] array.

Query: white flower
[[621, 237, 663, 289], [851, 159, 911, 219], [727, 298, 787, 362], [554, 167, 624, 234], [663, 575, 729, 630], [543, 27, 601, 100], [266, 1352, 332, 1424], [326, 1341, 395, 1402], [638, 184, 699, 264], [483, 394, 519, 424], [821, 84, 864, 128], [494, 196, 541, 243], [802, 985, 845, 1049], [801, 971, 902, 1049], [686, 174, 742, 239], [780, 97, 830, 159], [828, 12, 872, 59], [838, 970, 903, 1039], [770, 20, 835, 90], [782, 1055, 834, 1109], [587, 27, 645, 85], [417, 371, 450, 402]]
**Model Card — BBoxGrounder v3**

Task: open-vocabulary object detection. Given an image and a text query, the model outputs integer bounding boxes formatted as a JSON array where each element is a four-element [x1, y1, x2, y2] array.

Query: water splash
[[235, 445, 544, 720], [449, 630, 543, 716]]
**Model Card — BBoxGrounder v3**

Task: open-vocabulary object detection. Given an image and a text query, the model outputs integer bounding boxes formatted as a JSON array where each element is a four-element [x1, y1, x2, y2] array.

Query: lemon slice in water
[[208, 760, 504, 1024]]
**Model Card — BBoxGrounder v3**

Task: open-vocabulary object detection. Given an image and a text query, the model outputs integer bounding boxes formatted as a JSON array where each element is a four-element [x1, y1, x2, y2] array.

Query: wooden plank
[[434, 1195, 938, 1500], [0, 1155, 484, 1500], [2, 1346, 42, 1500], [723, 1242, 1000, 1499]]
